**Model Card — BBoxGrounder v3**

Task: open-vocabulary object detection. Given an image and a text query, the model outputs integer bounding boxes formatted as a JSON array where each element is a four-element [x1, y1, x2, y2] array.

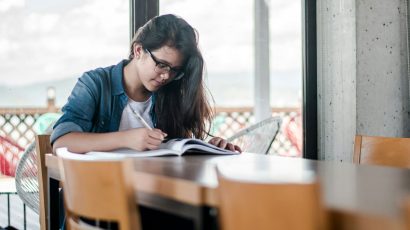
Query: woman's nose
[[160, 72, 170, 81]]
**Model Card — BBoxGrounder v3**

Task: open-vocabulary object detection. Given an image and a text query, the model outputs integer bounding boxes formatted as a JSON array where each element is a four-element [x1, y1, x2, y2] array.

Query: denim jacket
[[50, 60, 156, 145]]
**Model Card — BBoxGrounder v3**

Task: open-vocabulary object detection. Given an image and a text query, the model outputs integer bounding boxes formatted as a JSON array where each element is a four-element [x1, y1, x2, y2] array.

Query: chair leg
[[7, 194, 10, 227], [2, 193, 28, 230], [23, 204, 26, 230]]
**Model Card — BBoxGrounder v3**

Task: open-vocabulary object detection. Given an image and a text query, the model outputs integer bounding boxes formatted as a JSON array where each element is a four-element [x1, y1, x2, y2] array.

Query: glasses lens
[[154, 65, 169, 74], [147, 49, 184, 80], [154, 65, 184, 81]]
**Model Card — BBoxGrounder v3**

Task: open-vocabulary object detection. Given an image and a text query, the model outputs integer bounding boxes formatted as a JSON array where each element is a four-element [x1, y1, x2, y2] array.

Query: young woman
[[51, 14, 241, 154]]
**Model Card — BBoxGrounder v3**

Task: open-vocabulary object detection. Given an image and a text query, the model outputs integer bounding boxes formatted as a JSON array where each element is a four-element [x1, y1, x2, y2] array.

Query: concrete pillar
[[317, 0, 356, 161], [317, 0, 410, 161], [356, 0, 410, 137], [254, 0, 271, 122]]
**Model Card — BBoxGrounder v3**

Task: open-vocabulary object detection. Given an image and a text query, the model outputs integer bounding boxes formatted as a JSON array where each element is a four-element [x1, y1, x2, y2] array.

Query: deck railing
[[212, 107, 301, 156], [0, 106, 301, 156]]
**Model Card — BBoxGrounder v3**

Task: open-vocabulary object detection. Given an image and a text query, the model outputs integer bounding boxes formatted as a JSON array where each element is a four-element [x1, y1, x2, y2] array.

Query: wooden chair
[[216, 166, 327, 230], [353, 135, 410, 168], [56, 148, 141, 230], [36, 134, 52, 230], [15, 134, 53, 230], [405, 197, 410, 230]]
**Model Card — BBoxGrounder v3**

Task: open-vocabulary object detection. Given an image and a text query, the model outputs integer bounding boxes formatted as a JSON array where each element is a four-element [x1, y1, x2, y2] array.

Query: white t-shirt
[[118, 97, 153, 131]]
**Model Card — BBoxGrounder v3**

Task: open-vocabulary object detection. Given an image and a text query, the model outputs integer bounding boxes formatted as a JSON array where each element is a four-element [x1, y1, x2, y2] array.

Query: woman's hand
[[123, 128, 167, 151], [208, 137, 242, 153]]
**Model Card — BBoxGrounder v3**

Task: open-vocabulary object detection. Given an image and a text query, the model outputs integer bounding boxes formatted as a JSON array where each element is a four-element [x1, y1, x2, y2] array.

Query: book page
[[87, 148, 180, 158], [86, 138, 237, 158], [87, 139, 192, 157], [160, 138, 235, 154], [181, 139, 233, 154], [159, 138, 194, 152]]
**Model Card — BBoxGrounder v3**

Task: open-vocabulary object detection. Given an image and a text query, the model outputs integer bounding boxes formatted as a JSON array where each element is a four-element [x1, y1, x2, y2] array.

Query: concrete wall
[[356, 0, 410, 137], [317, 0, 410, 161]]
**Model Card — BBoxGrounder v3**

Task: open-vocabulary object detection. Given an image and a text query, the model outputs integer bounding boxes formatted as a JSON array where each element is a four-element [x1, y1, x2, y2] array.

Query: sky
[[0, 0, 302, 106], [0, 0, 129, 86], [161, 0, 302, 74]]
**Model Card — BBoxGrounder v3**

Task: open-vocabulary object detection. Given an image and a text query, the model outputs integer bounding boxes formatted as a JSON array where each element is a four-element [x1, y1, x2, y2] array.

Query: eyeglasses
[[145, 49, 185, 81]]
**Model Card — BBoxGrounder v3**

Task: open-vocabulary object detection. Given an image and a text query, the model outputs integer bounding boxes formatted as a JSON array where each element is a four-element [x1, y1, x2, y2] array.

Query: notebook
[[86, 138, 239, 158]]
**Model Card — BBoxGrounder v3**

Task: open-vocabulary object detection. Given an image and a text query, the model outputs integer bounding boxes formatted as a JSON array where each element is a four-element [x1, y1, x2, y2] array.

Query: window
[[160, 0, 302, 156], [160, 0, 254, 107], [0, 0, 129, 148], [0, 0, 129, 108]]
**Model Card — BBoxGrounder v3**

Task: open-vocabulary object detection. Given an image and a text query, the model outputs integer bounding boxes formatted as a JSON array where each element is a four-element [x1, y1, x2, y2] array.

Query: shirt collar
[[111, 59, 129, 96]]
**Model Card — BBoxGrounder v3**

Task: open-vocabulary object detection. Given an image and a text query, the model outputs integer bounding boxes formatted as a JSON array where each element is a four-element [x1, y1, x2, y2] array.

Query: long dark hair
[[129, 14, 213, 139]]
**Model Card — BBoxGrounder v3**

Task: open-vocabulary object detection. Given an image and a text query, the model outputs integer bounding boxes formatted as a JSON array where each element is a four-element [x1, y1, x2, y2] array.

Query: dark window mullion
[[302, 0, 318, 160], [130, 0, 159, 40]]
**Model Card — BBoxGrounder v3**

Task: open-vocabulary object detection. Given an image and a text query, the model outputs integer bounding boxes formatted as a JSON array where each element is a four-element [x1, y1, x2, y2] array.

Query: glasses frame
[[145, 49, 185, 81]]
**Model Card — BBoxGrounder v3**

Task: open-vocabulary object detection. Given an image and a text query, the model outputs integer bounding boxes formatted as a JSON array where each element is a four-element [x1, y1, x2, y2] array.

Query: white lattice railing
[[0, 106, 302, 156]]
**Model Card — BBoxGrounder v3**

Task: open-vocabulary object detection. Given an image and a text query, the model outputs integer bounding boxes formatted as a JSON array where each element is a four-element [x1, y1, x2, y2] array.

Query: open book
[[87, 138, 239, 158]]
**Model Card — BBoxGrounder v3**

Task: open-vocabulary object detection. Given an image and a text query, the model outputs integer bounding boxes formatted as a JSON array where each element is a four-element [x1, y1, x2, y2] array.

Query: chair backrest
[[15, 141, 39, 213], [57, 148, 141, 230], [36, 134, 52, 230], [227, 116, 282, 154], [405, 198, 410, 230], [216, 166, 326, 230], [353, 135, 410, 168]]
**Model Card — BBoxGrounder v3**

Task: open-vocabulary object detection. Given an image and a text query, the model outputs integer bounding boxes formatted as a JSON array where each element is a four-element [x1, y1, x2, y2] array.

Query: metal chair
[[15, 142, 38, 214], [227, 116, 282, 154]]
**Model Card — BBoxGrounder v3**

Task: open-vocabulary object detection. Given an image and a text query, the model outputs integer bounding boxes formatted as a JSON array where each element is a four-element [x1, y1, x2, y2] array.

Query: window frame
[[302, 0, 318, 159]]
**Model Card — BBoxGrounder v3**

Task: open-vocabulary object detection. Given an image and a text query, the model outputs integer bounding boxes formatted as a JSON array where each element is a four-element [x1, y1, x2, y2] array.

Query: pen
[[128, 104, 153, 130]]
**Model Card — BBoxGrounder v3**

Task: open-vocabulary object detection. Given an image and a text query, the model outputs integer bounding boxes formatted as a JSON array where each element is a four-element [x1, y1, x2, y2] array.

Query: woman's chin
[[145, 81, 161, 91]]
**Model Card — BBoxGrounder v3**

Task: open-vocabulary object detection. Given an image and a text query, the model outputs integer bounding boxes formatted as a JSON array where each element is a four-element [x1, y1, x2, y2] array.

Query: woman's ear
[[134, 44, 143, 59]]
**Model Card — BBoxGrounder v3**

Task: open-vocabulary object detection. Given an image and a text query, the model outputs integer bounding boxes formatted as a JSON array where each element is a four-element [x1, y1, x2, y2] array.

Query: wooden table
[[45, 153, 410, 230]]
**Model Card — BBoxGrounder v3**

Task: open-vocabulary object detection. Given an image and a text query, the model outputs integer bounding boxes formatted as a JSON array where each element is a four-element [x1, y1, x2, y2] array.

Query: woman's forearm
[[52, 131, 127, 154]]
